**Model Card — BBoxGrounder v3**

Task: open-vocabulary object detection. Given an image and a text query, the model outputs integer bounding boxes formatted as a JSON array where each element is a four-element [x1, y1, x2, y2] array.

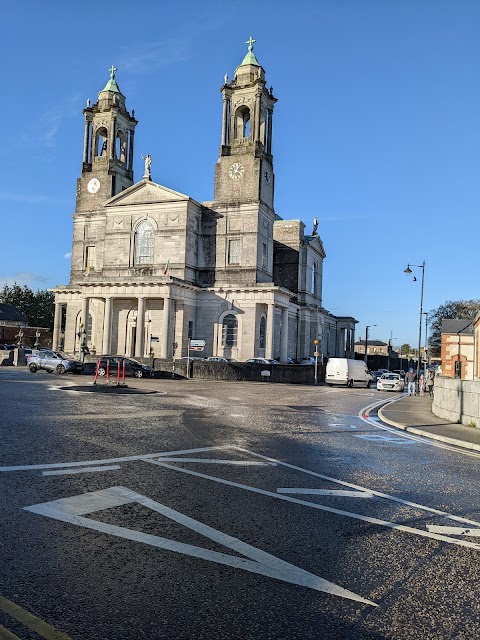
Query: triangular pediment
[[306, 234, 326, 258], [105, 180, 191, 207]]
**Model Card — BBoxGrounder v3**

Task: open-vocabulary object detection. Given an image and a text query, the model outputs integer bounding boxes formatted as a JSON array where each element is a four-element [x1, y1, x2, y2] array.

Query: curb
[[377, 406, 480, 453]]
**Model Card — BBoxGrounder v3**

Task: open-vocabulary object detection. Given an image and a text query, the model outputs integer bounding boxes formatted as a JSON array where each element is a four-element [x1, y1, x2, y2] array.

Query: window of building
[[87, 313, 93, 342], [222, 314, 238, 347], [228, 239, 240, 265], [259, 316, 266, 349], [134, 221, 154, 265], [262, 243, 268, 269], [311, 262, 317, 294], [85, 246, 96, 272]]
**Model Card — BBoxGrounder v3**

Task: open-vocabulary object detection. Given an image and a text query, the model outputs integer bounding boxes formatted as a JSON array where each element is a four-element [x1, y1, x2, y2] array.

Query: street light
[[364, 324, 377, 365], [404, 260, 425, 382], [422, 312, 428, 368]]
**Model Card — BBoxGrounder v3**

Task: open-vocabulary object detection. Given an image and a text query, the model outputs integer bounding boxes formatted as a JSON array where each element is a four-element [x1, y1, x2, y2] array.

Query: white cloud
[[0, 272, 49, 289], [64, 252, 72, 259]]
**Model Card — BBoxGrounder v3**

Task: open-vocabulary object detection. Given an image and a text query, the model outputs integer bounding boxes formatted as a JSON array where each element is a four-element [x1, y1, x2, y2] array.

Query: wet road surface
[[2, 368, 480, 639]]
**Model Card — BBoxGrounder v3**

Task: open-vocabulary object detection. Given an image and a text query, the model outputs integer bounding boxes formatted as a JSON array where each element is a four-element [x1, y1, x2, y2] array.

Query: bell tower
[[76, 66, 137, 213], [213, 37, 277, 210]]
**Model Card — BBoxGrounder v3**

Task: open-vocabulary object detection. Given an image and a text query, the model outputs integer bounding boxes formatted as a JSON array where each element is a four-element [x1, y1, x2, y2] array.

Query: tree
[[427, 299, 480, 356], [0, 283, 55, 329], [400, 343, 412, 356]]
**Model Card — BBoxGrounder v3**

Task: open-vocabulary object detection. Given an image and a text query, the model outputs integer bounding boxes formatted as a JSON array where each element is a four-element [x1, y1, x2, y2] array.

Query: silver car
[[28, 350, 84, 375]]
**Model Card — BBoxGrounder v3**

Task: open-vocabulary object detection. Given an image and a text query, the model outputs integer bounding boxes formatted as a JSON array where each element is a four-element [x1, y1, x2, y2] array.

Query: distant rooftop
[[441, 319, 473, 335]]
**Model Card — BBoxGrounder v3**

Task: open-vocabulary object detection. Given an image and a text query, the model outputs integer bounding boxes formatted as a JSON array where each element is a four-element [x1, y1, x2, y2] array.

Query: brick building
[[441, 319, 474, 379]]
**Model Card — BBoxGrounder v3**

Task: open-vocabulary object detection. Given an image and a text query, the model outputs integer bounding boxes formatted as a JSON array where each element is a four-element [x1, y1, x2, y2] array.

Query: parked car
[[177, 356, 205, 363], [392, 369, 406, 378], [246, 358, 279, 364], [28, 350, 84, 374], [377, 372, 405, 392], [204, 356, 230, 362], [299, 357, 316, 365], [96, 356, 153, 378]]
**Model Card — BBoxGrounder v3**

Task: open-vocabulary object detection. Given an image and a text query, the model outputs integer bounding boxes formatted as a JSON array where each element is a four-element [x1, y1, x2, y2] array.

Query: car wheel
[[348, 380, 353, 388], [367, 381, 371, 388], [29, 364, 37, 373], [97, 367, 106, 377], [47, 369, 54, 374], [133, 370, 143, 378], [57, 364, 66, 375]]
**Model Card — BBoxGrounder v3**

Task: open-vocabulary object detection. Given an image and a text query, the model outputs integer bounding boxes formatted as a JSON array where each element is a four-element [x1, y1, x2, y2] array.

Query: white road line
[[42, 465, 121, 476], [354, 435, 418, 445], [145, 459, 480, 551], [0, 445, 231, 472], [231, 447, 480, 532], [152, 458, 275, 466], [426, 526, 480, 536], [277, 489, 374, 498], [24, 487, 376, 606]]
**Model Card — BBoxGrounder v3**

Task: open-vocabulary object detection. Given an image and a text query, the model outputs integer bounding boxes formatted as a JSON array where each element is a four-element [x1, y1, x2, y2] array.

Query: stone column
[[280, 307, 289, 363], [135, 297, 145, 358], [266, 303, 275, 359], [161, 296, 171, 358], [221, 97, 229, 146], [267, 109, 273, 154], [52, 302, 62, 350], [128, 130, 135, 171], [102, 297, 112, 355], [255, 95, 261, 141], [83, 120, 90, 164]]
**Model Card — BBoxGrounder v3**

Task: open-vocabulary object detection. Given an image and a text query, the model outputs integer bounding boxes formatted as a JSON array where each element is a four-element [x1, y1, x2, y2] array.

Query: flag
[[163, 259, 170, 276]]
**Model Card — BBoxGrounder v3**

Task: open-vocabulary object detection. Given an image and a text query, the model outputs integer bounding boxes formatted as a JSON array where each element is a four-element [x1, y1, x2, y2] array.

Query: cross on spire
[[246, 36, 256, 52], [108, 65, 117, 79]]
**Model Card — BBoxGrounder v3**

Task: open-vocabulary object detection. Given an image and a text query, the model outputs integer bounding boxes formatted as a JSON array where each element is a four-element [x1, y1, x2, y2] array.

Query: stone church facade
[[52, 41, 357, 362]]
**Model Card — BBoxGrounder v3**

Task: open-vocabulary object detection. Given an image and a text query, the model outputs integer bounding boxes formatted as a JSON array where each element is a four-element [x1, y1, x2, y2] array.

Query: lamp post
[[387, 332, 398, 372], [364, 324, 377, 365], [422, 312, 428, 368], [404, 260, 425, 383]]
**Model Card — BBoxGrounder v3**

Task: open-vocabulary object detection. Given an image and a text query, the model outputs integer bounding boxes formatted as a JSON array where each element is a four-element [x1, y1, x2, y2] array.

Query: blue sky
[[1, 0, 479, 347]]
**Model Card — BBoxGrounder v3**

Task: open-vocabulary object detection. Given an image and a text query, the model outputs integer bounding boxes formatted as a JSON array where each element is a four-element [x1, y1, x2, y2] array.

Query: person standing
[[419, 373, 425, 397], [405, 368, 417, 396], [426, 370, 434, 397]]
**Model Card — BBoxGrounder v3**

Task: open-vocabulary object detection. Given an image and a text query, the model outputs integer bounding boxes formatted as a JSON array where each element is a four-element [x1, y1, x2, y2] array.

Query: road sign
[[314, 352, 319, 357], [189, 346, 204, 351], [190, 339, 206, 347]]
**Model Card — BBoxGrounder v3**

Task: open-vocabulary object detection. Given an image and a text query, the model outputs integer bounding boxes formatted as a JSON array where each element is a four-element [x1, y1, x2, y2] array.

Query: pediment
[[306, 234, 326, 258], [104, 180, 190, 207]]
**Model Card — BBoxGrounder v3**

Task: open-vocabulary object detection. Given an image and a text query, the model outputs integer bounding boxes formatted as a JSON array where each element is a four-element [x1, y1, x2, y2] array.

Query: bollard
[[93, 359, 101, 385], [106, 359, 110, 382]]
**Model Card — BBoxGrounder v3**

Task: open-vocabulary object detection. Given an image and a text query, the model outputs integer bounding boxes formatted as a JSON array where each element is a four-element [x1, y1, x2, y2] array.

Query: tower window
[[259, 316, 266, 349], [134, 221, 155, 265], [262, 243, 268, 269], [85, 246, 96, 272], [234, 106, 251, 140], [95, 127, 108, 157], [116, 131, 126, 163], [222, 314, 238, 347], [228, 239, 240, 265], [311, 262, 317, 294]]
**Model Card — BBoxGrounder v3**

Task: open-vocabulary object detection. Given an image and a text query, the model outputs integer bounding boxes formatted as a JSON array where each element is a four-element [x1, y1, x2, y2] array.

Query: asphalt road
[[2, 368, 480, 639]]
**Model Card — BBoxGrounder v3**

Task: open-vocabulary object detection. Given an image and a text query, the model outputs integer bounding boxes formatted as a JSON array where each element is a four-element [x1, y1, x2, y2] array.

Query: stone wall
[[432, 376, 480, 427]]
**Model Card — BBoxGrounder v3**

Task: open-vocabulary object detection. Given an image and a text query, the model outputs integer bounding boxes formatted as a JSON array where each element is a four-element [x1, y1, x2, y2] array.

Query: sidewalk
[[378, 395, 480, 453]]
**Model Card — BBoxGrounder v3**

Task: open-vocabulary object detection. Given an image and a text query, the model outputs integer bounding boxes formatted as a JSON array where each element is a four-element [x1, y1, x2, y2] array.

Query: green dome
[[100, 65, 122, 94]]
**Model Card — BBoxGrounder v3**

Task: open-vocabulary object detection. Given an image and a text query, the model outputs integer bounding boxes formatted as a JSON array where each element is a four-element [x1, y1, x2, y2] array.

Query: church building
[[52, 39, 357, 362]]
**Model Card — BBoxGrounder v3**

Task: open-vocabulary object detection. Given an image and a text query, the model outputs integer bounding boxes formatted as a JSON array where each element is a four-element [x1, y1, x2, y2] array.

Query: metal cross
[[246, 36, 256, 51], [108, 65, 117, 79]]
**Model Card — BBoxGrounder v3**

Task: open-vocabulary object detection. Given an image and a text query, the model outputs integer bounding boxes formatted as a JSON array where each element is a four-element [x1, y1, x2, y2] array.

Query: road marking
[[146, 454, 480, 551], [24, 487, 376, 606], [0, 624, 21, 639], [42, 465, 121, 476], [426, 526, 480, 536], [277, 489, 374, 498], [328, 423, 357, 428], [152, 458, 275, 466], [0, 596, 73, 640], [354, 434, 418, 444], [0, 445, 231, 472]]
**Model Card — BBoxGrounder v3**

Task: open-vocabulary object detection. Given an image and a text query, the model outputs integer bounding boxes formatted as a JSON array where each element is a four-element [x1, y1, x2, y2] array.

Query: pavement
[[379, 394, 480, 452]]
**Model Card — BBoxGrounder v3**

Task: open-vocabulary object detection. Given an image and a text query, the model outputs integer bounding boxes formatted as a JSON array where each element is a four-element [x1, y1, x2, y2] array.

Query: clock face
[[264, 170, 271, 184], [228, 162, 244, 180], [87, 178, 101, 194]]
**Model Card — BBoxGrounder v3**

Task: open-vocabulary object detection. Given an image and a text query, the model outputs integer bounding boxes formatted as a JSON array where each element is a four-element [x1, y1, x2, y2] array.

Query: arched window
[[234, 106, 251, 140], [116, 131, 126, 163], [222, 314, 238, 347], [96, 127, 108, 157], [259, 316, 266, 349], [134, 221, 154, 265]]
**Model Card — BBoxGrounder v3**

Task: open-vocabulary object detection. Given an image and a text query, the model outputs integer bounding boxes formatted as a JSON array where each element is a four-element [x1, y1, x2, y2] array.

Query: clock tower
[[76, 66, 137, 213], [213, 37, 277, 210]]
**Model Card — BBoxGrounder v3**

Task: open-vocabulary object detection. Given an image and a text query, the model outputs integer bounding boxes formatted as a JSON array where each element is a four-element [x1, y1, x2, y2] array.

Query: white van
[[325, 358, 372, 388]]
